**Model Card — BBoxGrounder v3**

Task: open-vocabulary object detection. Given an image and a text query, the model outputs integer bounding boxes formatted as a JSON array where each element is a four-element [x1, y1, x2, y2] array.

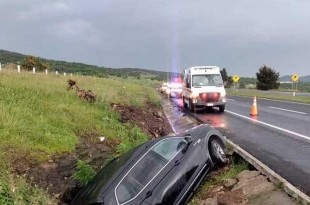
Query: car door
[[114, 137, 187, 205], [172, 139, 212, 205], [146, 136, 211, 205]]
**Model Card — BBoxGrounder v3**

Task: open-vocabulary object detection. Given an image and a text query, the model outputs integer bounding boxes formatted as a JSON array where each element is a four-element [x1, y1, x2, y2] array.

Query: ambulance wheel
[[189, 100, 195, 112], [183, 98, 188, 109], [219, 105, 225, 112]]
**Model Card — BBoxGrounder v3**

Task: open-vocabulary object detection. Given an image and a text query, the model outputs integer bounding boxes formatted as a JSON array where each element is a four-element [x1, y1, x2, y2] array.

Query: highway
[[173, 95, 310, 196]]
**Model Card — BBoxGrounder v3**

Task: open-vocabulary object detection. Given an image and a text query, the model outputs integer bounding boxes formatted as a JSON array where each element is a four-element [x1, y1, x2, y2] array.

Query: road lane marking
[[226, 110, 310, 142], [227, 99, 236, 101], [269, 106, 307, 115]]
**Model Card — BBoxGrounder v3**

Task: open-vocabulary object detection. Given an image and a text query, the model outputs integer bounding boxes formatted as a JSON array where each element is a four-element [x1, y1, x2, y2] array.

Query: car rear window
[[115, 138, 186, 204]]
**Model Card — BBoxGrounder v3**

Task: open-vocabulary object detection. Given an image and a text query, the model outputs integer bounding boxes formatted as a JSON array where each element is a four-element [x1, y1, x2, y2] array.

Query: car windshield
[[116, 138, 186, 204], [192, 74, 223, 87]]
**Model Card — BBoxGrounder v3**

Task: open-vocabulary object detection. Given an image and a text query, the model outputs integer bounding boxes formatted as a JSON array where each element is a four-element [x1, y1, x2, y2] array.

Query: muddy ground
[[12, 102, 172, 204]]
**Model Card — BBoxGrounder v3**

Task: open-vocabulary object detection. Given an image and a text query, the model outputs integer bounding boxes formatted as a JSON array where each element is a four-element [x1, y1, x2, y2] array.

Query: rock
[[223, 178, 237, 188], [198, 200, 206, 205], [217, 189, 248, 205], [153, 111, 163, 118], [210, 186, 224, 193], [249, 190, 296, 205], [236, 170, 260, 181], [232, 175, 275, 199], [204, 197, 218, 205]]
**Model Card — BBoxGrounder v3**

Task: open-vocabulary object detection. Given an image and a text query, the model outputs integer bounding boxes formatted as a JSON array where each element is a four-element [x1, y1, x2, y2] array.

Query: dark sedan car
[[72, 124, 226, 205]]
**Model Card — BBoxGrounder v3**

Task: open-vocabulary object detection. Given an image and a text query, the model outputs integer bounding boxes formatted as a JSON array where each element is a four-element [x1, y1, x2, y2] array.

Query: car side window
[[152, 138, 186, 161], [115, 138, 186, 204]]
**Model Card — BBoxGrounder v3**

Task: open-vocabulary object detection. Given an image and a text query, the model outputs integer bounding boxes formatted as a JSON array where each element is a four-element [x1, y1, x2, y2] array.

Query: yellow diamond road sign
[[233, 75, 240, 83], [291, 74, 299, 82]]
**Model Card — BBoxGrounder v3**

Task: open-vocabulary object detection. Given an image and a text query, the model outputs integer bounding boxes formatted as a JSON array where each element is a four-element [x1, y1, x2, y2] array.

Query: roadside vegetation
[[189, 160, 249, 205], [228, 89, 310, 104], [0, 70, 161, 203], [0, 153, 56, 205]]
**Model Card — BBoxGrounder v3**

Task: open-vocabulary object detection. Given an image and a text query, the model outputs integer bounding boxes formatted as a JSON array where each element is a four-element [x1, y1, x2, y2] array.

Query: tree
[[256, 65, 280, 90], [239, 81, 246, 89], [21, 56, 49, 72], [22, 56, 36, 71]]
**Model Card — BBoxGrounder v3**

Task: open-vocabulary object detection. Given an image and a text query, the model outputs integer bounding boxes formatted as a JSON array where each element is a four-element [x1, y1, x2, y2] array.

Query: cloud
[[1, 0, 310, 76], [17, 1, 70, 21]]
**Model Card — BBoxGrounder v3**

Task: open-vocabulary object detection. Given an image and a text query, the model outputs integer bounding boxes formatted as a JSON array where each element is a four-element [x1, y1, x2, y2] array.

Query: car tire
[[189, 100, 195, 112], [209, 138, 226, 167], [183, 97, 188, 109], [219, 105, 225, 112]]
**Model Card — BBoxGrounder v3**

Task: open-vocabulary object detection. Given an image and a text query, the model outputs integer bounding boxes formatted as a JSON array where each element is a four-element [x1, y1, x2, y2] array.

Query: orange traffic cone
[[250, 96, 258, 116]]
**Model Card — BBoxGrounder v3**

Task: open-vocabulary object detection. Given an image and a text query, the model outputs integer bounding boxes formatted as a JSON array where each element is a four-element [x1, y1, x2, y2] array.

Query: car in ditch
[[71, 124, 226, 205]]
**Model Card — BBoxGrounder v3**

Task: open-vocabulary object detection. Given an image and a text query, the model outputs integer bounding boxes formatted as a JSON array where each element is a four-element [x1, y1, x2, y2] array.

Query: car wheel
[[209, 138, 226, 167], [183, 97, 188, 109], [189, 100, 195, 112], [219, 105, 225, 112]]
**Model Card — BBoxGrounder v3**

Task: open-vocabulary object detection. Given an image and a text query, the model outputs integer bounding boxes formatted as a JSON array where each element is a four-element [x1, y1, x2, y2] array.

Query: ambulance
[[182, 66, 226, 112]]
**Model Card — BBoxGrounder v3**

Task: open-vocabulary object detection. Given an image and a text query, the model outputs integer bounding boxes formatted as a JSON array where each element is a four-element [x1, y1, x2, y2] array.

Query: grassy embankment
[[0, 71, 160, 204], [228, 89, 310, 104]]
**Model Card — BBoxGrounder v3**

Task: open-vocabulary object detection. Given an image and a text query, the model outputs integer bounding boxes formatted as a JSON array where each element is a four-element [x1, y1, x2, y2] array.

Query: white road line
[[269, 106, 307, 115], [227, 98, 236, 102], [226, 110, 310, 142]]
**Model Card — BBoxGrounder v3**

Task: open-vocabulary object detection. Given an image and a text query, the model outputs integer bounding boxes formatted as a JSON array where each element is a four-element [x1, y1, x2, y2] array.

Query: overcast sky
[[1, 0, 310, 77]]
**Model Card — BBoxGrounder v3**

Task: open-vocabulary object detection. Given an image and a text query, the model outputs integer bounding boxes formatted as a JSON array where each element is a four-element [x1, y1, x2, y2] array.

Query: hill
[[0, 49, 180, 80]]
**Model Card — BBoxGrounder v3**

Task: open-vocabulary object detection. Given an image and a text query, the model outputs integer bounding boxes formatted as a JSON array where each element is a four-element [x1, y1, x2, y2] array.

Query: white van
[[182, 66, 226, 112]]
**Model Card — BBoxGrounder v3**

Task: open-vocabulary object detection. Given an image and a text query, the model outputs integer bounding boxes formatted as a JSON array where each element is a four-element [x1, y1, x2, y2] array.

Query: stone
[[236, 170, 260, 181], [210, 186, 224, 193], [223, 178, 237, 188], [204, 197, 218, 205], [217, 189, 248, 205], [249, 190, 296, 205], [232, 175, 275, 199]]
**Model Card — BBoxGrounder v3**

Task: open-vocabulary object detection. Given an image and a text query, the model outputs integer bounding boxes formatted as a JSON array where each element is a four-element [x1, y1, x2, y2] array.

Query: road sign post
[[233, 75, 240, 92], [291, 74, 299, 91]]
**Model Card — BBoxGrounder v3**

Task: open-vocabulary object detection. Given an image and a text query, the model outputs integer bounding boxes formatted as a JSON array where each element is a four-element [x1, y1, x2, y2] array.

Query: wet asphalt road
[[171, 95, 310, 196]]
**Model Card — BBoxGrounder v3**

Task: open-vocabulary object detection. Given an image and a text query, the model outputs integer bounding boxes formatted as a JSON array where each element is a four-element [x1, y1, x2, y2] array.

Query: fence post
[[17, 65, 21, 73], [45, 69, 48, 74], [33, 67, 36, 74], [56, 71, 58, 75], [70, 73, 73, 77], [0, 62, 2, 71], [64, 72, 66, 76]]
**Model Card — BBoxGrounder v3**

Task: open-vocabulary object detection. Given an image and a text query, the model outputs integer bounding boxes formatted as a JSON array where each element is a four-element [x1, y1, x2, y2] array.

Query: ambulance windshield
[[192, 74, 223, 87]]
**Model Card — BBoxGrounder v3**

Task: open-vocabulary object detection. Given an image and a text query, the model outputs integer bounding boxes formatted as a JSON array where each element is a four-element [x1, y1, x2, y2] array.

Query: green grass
[[0, 153, 56, 205], [189, 161, 249, 204], [72, 160, 96, 185], [228, 89, 310, 104], [0, 70, 159, 203]]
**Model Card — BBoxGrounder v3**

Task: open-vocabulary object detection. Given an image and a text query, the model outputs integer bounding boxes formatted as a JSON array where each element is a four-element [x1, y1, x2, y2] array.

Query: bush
[[256, 65, 280, 90], [72, 160, 96, 185]]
